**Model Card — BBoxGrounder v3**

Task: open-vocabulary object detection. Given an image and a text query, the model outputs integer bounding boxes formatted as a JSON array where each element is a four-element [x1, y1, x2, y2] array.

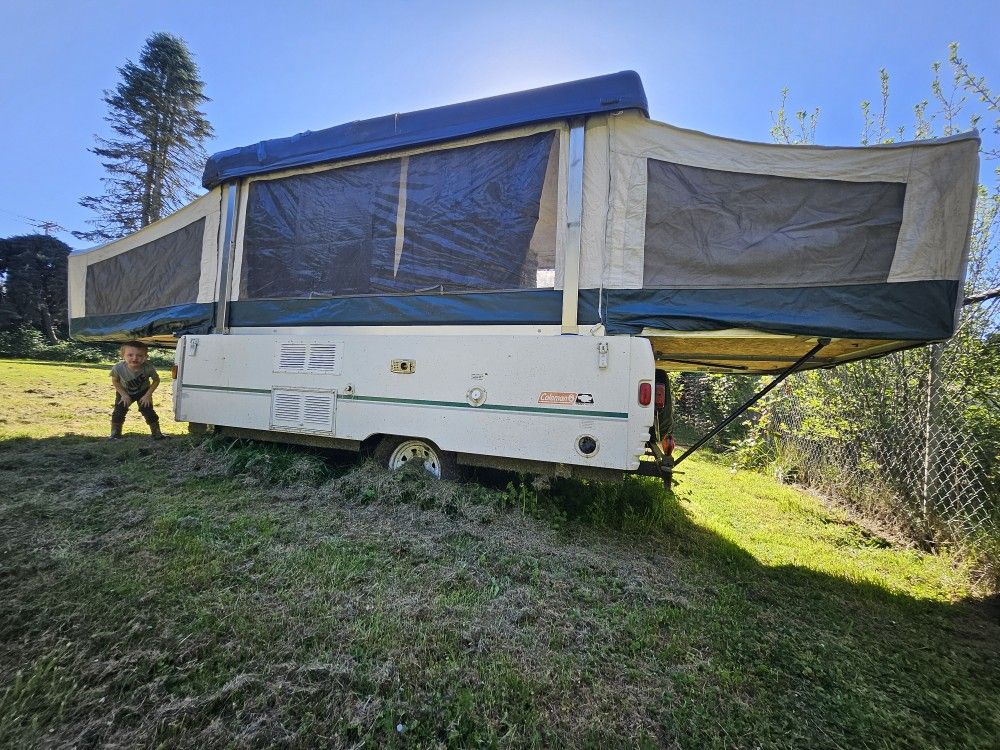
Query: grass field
[[1, 358, 998, 748]]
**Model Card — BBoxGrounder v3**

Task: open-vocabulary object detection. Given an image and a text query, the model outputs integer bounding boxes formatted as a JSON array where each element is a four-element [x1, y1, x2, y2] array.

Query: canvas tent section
[[68, 187, 224, 343], [226, 123, 573, 329], [588, 111, 981, 373], [66, 71, 980, 372], [199, 71, 649, 330]]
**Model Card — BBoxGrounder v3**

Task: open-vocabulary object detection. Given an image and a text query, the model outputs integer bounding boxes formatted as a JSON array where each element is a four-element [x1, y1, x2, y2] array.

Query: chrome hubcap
[[387, 439, 442, 479]]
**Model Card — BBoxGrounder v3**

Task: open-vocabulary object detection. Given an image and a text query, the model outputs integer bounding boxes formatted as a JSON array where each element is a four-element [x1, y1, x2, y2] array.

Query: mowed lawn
[[1, 358, 998, 749]]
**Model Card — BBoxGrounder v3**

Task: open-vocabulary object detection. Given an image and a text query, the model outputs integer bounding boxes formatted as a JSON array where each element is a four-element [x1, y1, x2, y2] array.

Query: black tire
[[372, 436, 459, 480], [187, 422, 210, 435]]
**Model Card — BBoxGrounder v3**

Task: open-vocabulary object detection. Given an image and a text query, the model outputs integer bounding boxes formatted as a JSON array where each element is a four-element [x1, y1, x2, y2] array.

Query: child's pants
[[112, 390, 159, 425]]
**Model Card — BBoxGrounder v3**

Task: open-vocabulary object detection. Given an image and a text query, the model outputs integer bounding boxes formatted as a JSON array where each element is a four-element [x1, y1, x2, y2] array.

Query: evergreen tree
[[75, 33, 213, 242], [0, 235, 71, 343]]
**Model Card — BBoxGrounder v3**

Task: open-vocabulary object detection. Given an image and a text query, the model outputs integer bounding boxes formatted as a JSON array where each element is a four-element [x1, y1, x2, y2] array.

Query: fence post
[[921, 343, 942, 543]]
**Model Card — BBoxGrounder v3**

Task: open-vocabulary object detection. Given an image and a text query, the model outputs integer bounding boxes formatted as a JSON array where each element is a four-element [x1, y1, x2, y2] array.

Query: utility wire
[[0, 208, 69, 236]]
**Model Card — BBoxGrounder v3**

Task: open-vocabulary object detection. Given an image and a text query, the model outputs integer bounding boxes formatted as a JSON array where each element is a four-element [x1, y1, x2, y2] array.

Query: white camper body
[[68, 72, 979, 478], [174, 329, 654, 476]]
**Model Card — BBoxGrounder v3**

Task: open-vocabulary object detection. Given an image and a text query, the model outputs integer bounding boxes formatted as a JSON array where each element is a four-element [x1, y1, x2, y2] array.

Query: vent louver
[[277, 344, 307, 371], [274, 341, 343, 374], [270, 389, 336, 433], [307, 343, 339, 372]]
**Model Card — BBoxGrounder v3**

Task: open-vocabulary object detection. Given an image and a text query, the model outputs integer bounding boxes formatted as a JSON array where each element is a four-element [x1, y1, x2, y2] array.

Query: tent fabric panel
[[85, 217, 206, 317], [606, 113, 980, 288], [889, 135, 980, 282], [388, 131, 555, 292], [67, 188, 223, 321], [70, 302, 215, 342], [601, 280, 960, 340], [229, 289, 601, 328], [577, 116, 610, 290], [242, 159, 400, 299], [643, 159, 904, 288], [203, 71, 646, 188]]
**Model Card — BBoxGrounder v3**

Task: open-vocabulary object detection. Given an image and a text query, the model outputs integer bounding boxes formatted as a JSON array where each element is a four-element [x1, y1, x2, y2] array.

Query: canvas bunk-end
[[67, 187, 225, 346]]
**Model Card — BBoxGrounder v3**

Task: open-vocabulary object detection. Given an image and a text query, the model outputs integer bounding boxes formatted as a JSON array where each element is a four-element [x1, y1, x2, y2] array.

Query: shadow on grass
[[1, 434, 998, 749]]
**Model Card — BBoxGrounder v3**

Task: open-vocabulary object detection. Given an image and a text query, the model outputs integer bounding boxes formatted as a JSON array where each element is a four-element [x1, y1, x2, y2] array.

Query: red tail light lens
[[638, 382, 652, 406], [654, 383, 666, 409]]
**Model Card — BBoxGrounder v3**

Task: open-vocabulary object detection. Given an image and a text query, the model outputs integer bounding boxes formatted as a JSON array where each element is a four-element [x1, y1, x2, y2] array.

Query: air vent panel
[[270, 389, 336, 433], [275, 341, 342, 374]]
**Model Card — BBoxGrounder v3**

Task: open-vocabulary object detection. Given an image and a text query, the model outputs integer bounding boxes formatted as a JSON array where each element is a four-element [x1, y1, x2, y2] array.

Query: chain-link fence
[[673, 296, 1000, 564]]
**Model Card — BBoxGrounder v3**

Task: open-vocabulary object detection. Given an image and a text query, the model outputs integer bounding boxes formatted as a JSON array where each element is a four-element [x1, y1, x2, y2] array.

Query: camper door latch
[[597, 342, 609, 369], [391, 359, 416, 374]]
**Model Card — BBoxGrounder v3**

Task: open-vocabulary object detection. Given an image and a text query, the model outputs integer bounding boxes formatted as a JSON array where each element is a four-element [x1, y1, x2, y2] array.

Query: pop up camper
[[68, 71, 980, 480]]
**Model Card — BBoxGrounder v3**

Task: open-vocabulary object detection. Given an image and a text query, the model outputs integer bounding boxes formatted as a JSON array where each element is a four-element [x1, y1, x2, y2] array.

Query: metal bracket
[[672, 338, 831, 467], [214, 183, 239, 334]]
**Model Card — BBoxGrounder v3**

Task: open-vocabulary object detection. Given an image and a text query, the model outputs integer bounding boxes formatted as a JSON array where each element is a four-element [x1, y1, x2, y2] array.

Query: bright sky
[[1, 0, 997, 245]]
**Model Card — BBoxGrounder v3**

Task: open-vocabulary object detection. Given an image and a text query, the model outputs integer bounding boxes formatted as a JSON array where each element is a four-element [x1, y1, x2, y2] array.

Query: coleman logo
[[538, 391, 577, 405]]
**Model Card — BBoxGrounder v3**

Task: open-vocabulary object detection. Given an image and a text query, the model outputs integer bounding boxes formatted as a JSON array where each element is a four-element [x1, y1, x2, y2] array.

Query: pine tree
[[75, 33, 213, 242]]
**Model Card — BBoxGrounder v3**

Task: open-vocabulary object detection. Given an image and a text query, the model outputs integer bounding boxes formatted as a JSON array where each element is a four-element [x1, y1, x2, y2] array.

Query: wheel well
[[361, 433, 446, 456]]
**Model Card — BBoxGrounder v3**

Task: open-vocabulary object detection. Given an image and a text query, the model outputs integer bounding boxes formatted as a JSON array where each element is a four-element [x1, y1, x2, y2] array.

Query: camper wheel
[[373, 436, 458, 480]]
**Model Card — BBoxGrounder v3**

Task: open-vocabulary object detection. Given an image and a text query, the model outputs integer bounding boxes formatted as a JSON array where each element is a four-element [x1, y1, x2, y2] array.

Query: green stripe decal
[[182, 383, 271, 394], [181, 384, 627, 419], [349, 394, 627, 419]]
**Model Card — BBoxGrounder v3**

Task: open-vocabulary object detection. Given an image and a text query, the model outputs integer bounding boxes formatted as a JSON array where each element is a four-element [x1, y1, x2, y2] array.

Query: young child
[[110, 341, 164, 440]]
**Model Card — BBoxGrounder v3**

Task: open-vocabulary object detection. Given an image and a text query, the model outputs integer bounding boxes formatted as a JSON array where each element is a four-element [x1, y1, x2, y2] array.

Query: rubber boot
[[148, 421, 165, 441], [110, 420, 124, 440]]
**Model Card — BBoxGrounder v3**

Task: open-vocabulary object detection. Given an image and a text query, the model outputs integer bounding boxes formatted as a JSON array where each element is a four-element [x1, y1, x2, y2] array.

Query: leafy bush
[[0, 326, 113, 363], [0, 325, 174, 367], [673, 372, 763, 448]]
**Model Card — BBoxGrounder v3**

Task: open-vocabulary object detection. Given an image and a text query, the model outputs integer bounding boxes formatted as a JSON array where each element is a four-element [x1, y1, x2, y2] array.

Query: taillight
[[654, 383, 666, 409], [662, 435, 676, 457], [171, 364, 178, 380], [638, 382, 652, 406]]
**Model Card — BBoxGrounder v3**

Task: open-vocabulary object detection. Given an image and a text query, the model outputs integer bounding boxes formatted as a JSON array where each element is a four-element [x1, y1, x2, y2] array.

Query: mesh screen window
[[241, 131, 558, 299]]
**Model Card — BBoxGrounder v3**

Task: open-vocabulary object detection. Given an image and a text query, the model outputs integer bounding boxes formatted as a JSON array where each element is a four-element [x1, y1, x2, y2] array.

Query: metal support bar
[[560, 120, 585, 334], [672, 338, 831, 467], [657, 357, 749, 371], [214, 183, 238, 334]]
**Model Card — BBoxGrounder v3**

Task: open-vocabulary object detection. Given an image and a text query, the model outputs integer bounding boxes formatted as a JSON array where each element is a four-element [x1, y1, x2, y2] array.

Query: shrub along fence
[[674, 295, 1000, 577]]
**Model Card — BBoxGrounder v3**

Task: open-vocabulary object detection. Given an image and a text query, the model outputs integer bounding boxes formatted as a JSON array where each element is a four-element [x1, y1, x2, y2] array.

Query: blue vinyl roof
[[202, 71, 648, 188]]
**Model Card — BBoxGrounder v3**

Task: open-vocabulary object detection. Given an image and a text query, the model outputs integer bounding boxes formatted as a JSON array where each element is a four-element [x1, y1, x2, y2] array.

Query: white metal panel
[[176, 331, 654, 470]]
